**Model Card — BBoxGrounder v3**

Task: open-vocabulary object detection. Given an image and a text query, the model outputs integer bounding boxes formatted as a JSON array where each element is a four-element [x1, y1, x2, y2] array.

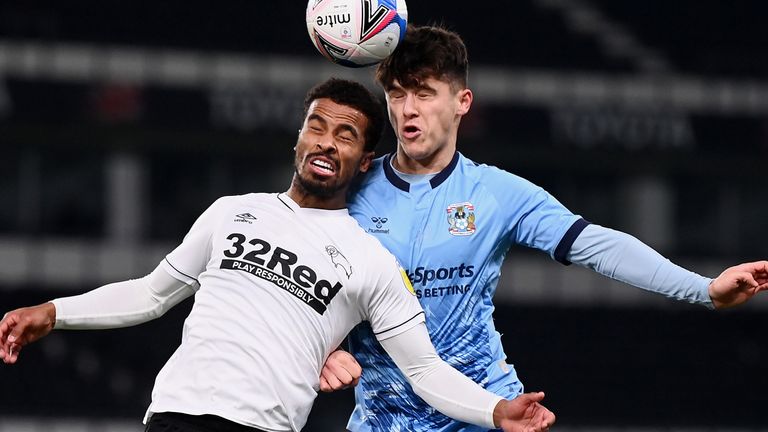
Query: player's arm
[[378, 322, 554, 431], [363, 251, 554, 429], [568, 224, 768, 309], [0, 197, 221, 365], [0, 264, 195, 364]]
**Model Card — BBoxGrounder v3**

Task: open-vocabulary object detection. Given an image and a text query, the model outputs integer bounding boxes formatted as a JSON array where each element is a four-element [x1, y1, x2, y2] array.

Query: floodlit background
[[1, 1, 767, 430]]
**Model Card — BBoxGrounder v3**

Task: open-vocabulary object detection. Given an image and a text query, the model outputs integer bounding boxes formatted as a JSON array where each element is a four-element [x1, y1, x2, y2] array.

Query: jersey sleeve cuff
[[50, 298, 64, 329], [374, 311, 426, 341], [485, 394, 505, 429], [160, 257, 199, 286], [554, 218, 590, 265], [699, 277, 716, 310]]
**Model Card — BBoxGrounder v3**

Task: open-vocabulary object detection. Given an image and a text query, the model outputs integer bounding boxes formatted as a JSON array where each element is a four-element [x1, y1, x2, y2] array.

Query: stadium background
[[1, 1, 766, 430]]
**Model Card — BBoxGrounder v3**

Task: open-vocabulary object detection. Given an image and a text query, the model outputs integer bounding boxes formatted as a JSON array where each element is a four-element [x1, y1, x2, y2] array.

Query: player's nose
[[402, 93, 418, 116], [315, 135, 337, 152]]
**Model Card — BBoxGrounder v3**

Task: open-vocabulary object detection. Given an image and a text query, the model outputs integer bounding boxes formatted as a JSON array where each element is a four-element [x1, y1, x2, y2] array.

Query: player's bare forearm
[[494, 392, 555, 431], [0, 302, 56, 364], [709, 260, 768, 309]]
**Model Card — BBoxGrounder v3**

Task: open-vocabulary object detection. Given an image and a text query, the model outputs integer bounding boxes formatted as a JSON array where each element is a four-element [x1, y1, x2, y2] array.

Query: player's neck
[[393, 144, 456, 175], [285, 179, 347, 210]]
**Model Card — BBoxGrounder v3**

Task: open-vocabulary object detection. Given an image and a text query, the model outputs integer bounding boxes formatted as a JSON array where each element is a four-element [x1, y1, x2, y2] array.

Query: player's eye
[[306, 122, 323, 133], [337, 133, 354, 143]]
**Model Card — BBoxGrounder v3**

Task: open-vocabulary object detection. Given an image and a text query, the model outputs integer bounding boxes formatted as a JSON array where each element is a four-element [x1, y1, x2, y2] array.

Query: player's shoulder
[[347, 155, 394, 209], [338, 215, 399, 266], [357, 155, 388, 188], [205, 193, 283, 213], [341, 215, 387, 250], [457, 153, 540, 192]]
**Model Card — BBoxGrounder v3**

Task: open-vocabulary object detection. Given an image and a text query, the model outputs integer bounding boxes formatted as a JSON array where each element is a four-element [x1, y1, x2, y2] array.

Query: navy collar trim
[[383, 152, 460, 192], [383, 153, 411, 192], [430, 151, 460, 189]]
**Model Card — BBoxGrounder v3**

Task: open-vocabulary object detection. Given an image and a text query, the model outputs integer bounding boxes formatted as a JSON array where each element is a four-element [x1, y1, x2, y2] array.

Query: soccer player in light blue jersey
[[319, 25, 768, 432]]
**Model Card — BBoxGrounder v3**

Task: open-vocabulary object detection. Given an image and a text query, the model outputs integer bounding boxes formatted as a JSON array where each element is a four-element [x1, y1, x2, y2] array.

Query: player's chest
[[209, 210, 363, 314], [354, 186, 504, 251]]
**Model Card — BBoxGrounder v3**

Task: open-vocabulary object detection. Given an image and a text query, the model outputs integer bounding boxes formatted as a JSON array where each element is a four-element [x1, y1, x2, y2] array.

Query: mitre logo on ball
[[306, 0, 408, 68]]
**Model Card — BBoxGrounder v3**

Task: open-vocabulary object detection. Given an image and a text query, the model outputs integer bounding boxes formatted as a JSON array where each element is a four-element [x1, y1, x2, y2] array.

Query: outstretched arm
[[568, 224, 767, 309], [379, 323, 555, 431], [0, 264, 195, 364]]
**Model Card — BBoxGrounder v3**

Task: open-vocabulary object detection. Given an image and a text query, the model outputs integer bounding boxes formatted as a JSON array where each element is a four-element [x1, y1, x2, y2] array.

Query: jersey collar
[[383, 151, 460, 192], [276, 193, 349, 217]]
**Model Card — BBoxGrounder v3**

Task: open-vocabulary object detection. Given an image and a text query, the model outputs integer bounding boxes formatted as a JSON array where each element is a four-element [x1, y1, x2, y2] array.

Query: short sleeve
[[363, 253, 425, 341], [504, 180, 587, 264], [163, 198, 226, 284]]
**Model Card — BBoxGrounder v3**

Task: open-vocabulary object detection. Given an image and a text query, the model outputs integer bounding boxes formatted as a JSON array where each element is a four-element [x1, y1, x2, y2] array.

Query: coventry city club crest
[[446, 202, 476, 236]]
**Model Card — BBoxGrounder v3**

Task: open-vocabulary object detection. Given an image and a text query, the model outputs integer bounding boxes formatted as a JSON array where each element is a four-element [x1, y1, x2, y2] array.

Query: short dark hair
[[376, 25, 468, 92], [303, 78, 385, 152]]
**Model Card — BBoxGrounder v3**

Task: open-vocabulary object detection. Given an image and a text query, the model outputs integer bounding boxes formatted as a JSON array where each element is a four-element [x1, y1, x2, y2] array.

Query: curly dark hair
[[375, 24, 468, 92], [303, 78, 385, 152]]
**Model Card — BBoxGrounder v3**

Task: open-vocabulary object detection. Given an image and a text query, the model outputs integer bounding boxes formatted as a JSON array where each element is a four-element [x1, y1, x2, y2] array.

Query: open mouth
[[402, 125, 421, 140], [309, 156, 336, 176]]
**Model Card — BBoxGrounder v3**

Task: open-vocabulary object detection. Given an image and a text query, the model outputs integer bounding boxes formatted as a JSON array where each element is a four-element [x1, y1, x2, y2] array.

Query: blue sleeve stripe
[[554, 218, 590, 265]]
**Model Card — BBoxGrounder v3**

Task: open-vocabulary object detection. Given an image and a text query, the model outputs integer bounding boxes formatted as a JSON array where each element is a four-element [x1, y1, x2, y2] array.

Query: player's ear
[[456, 88, 473, 116], [358, 151, 374, 173]]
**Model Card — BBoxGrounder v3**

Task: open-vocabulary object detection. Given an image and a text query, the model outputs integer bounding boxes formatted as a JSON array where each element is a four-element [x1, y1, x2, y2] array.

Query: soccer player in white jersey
[[319, 25, 768, 432], [0, 78, 556, 432]]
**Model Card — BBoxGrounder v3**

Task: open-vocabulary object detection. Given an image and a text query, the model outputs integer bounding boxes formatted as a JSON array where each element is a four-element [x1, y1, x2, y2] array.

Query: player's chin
[[401, 145, 437, 163], [298, 175, 342, 198]]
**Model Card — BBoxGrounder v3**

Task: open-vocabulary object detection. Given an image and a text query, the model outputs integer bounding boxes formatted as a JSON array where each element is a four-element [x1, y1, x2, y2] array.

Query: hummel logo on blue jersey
[[368, 216, 390, 234], [234, 213, 258, 224], [371, 216, 388, 228]]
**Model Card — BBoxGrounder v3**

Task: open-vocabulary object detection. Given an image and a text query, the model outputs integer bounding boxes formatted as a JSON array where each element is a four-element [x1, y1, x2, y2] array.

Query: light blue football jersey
[[346, 152, 587, 432]]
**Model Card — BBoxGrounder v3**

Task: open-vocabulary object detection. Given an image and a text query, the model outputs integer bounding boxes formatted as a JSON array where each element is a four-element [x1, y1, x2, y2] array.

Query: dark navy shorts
[[145, 412, 268, 432]]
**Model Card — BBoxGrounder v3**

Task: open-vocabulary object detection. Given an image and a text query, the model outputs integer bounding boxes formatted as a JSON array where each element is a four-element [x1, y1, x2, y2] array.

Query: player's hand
[[319, 349, 362, 392], [0, 303, 57, 364], [494, 392, 555, 432], [709, 260, 768, 309]]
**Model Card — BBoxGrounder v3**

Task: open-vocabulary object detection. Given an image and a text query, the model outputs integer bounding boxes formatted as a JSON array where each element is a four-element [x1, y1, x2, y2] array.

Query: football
[[306, 0, 408, 68]]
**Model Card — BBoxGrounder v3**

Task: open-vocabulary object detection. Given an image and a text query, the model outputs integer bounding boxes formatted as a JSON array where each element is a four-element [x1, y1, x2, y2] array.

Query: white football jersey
[[146, 193, 424, 431]]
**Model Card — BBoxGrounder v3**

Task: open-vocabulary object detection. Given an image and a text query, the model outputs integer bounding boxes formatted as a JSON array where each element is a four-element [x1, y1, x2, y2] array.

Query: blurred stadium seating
[[1, 1, 766, 430]]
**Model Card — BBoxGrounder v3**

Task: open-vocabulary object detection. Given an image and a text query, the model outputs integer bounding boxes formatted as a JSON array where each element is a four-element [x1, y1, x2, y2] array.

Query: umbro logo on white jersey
[[235, 213, 258, 224]]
